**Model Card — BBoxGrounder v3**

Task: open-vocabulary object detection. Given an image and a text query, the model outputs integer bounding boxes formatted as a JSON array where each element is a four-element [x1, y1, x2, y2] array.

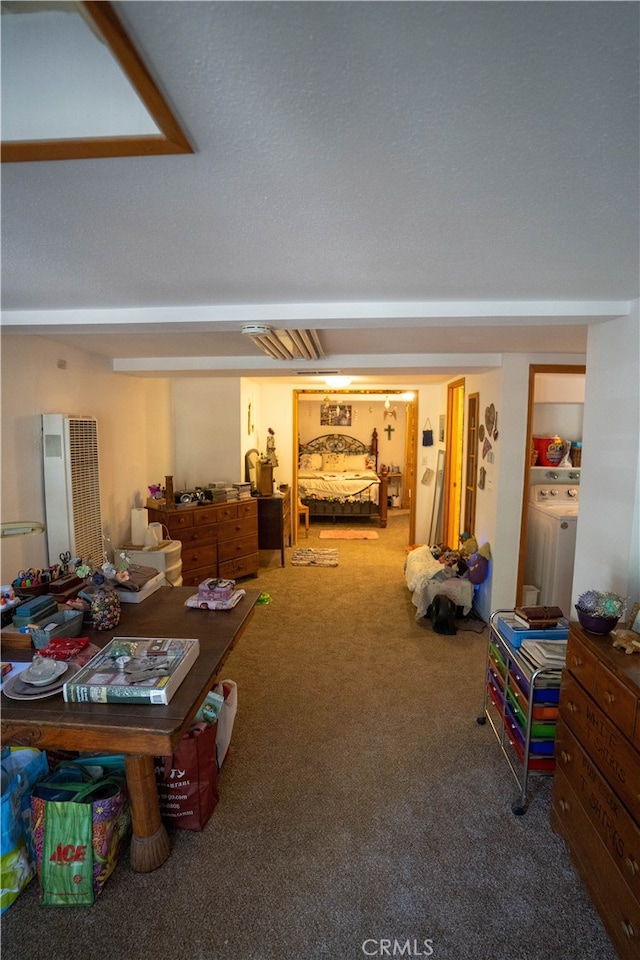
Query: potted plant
[[575, 590, 626, 635]]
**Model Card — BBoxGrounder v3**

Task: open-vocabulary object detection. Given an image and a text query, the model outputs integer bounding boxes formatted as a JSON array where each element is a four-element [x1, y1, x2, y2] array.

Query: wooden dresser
[[257, 491, 291, 567], [147, 500, 258, 587], [550, 623, 640, 959]]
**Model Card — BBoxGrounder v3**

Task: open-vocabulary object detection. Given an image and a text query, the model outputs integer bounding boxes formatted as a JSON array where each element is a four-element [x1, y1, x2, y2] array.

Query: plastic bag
[[214, 680, 238, 768], [1, 746, 49, 913]]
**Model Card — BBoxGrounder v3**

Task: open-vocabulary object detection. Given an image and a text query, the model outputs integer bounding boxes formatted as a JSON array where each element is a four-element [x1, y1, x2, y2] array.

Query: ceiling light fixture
[[324, 376, 351, 388], [241, 324, 324, 361], [384, 396, 391, 409]]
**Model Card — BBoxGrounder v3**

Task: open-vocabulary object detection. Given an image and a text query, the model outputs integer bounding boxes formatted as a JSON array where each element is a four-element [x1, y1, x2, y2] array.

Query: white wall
[[573, 304, 640, 612], [253, 382, 295, 493], [0, 335, 172, 581], [298, 395, 406, 470], [172, 379, 243, 490]]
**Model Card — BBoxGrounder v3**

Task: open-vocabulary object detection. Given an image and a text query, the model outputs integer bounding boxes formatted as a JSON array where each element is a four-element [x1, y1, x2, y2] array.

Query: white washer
[[525, 483, 580, 618]]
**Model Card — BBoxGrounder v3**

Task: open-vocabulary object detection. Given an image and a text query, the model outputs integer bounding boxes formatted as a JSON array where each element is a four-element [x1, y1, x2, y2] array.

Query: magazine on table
[[63, 636, 199, 705]]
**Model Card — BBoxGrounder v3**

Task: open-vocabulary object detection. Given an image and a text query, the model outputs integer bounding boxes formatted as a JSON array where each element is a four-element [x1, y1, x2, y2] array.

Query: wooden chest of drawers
[[551, 623, 640, 959], [257, 491, 291, 567], [147, 500, 258, 587]]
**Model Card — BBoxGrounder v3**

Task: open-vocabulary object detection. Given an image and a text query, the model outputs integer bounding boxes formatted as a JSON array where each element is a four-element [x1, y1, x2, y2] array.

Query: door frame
[[293, 389, 418, 545], [516, 363, 586, 605], [443, 378, 465, 547]]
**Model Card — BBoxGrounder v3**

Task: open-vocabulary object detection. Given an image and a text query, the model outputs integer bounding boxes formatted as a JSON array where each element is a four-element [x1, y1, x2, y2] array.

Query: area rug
[[291, 548, 339, 567], [318, 529, 379, 540]]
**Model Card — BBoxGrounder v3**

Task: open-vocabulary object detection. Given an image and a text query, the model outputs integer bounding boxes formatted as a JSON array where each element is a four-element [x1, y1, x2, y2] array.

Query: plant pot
[[575, 609, 619, 635]]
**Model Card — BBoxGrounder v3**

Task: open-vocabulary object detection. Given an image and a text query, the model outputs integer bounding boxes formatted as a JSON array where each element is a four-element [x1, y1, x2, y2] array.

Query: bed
[[404, 546, 475, 621], [298, 430, 388, 526]]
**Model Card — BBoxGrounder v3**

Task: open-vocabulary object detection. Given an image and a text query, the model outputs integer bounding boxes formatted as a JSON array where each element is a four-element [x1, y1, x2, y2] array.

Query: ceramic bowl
[[575, 609, 619, 635]]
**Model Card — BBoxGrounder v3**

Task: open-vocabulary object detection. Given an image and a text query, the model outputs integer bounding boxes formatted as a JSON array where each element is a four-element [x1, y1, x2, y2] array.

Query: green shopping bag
[[31, 768, 130, 906]]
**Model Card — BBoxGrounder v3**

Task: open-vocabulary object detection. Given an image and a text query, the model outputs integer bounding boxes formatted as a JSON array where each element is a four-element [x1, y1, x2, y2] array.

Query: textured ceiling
[[1, 1, 638, 381]]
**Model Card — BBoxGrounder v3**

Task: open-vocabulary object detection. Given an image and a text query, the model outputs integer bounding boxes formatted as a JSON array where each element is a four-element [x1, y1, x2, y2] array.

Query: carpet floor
[[1, 513, 616, 960]]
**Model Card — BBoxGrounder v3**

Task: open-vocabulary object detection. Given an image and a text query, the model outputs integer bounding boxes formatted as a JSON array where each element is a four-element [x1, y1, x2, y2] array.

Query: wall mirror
[[428, 449, 446, 544], [245, 449, 260, 491]]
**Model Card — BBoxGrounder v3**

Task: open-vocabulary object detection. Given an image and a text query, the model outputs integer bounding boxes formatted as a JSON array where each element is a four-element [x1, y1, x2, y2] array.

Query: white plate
[[21, 661, 68, 686], [2, 663, 79, 700]]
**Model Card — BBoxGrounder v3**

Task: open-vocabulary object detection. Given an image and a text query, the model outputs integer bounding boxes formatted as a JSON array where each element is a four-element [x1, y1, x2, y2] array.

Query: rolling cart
[[476, 609, 565, 814]]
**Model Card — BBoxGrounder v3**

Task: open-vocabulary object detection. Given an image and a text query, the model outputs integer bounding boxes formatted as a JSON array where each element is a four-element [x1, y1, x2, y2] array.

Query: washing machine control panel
[[532, 485, 581, 504]]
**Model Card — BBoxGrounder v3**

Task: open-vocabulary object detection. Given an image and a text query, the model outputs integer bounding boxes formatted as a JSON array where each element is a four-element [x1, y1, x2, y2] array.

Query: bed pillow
[[299, 453, 323, 471], [345, 454, 367, 471], [322, 452, 346, 472]]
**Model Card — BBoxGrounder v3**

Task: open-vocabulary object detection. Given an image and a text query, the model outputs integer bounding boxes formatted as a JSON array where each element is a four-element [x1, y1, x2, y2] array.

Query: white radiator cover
[[42, 414, 104, 567]]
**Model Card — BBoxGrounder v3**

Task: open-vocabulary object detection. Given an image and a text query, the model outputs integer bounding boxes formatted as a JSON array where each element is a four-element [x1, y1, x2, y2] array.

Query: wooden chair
[[298, 500, 309, 538]]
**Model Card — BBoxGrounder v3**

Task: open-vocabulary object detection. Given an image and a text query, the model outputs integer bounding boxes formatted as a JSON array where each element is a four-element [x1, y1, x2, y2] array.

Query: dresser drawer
[[237, 500, 257, 519], [218, 515, 257, 542], [180, 523, 218, 548], [218, 552, 259, 580], [594, 662, 638, 741], [216, 503, 238, 522], [193, 506, 221, 526], [566, 631, 599, 690], [181, 543, 218, 573], [218, 534, 258, 564], [162, 510, 194, 532], [559, 672, 640, 817], [551, 769, 640, 960], [555, 719, 640, 900]]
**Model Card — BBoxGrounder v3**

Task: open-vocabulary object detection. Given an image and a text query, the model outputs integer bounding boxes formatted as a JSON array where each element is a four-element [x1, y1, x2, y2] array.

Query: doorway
[[516, 364, 586, 606], [293, 389, 418, 545]]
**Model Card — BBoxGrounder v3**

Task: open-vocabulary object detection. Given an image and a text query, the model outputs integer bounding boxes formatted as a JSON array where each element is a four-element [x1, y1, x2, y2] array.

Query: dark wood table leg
[[125, 754, 171, 873]]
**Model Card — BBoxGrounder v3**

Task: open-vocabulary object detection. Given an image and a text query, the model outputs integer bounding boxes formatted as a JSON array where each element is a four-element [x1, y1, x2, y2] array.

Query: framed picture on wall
[[321, 404, 352, 427]]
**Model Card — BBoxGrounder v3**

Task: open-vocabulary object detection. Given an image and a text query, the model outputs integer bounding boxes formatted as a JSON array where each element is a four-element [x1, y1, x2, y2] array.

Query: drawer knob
[[604, 690, 616, 705], [560, 750, 572, 765], [620, 919, 636, 939], [559, 799, 570, 813], [571, 656, 583, 667], [624, 856, 640, 877], [566, 702, 578, 714]]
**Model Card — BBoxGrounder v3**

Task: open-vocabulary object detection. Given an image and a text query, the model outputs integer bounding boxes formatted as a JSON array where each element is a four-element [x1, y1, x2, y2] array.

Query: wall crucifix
[[384, 425, 395, 440]]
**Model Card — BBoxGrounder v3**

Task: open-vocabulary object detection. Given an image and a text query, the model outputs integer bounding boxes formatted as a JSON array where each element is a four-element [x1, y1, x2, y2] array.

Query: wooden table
[[0, 586, 259, 872]]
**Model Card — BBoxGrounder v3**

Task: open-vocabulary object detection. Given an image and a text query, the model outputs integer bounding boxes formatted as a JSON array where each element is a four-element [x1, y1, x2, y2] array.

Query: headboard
[[299, 429, 379, 471]]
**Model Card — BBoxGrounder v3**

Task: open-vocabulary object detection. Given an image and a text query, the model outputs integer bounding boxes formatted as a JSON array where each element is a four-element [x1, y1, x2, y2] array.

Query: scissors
[[59, 551, 71, 571]]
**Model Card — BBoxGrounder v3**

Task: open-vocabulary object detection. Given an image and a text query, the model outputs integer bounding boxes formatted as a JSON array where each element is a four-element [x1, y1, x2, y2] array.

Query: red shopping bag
[[154, 721, 218, 831]]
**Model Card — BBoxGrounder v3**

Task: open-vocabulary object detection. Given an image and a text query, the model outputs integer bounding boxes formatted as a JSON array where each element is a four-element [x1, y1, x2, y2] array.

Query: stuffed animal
[[428, 594, 457, 635], [430, 543, 450, 560], [442, 550, 468, 577], [467, 542, 492, 585], [458, 532, 479, 557]]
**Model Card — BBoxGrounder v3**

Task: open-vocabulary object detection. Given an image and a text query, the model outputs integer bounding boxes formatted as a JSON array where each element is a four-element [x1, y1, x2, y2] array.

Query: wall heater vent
[[42, 414, 104, 567]]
